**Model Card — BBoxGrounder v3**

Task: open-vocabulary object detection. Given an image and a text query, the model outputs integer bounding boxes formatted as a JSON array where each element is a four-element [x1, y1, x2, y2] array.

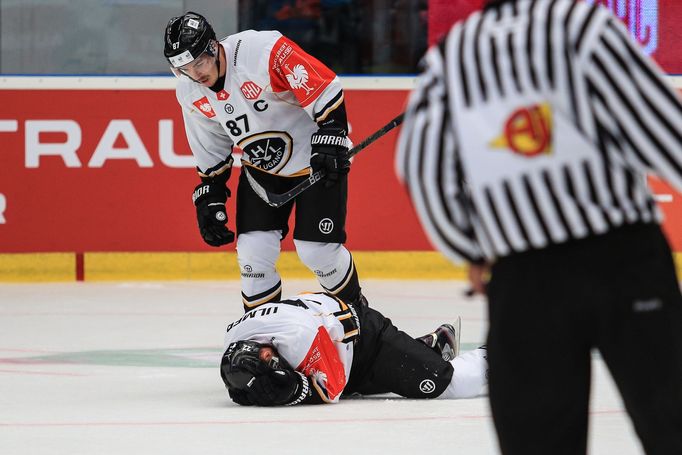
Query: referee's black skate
[[417, 316, 461, 362]]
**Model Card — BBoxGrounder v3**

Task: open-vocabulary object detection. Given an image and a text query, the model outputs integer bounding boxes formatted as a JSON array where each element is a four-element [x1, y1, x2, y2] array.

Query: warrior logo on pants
[[419, 379, 436, 394], [319, 218, 334, 234]]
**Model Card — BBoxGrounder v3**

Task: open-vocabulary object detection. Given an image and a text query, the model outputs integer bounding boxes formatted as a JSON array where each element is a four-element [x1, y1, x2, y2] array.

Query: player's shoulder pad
[[225, 30, 283, 72], [225, 29, 282, 48]]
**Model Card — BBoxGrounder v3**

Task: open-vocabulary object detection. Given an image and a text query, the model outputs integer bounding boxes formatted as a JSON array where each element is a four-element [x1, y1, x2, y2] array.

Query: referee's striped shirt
[[396, 0, 682, 264]]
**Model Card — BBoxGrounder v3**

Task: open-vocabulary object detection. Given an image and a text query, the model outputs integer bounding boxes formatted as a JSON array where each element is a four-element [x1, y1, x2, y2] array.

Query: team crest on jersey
[[285, 63, 315, 96], [238, 132, 293, 173], [216, 90, 230, 101], [240, 81, 262, 100], [490, 103, 553, 157], [192, 97, 216, 118]]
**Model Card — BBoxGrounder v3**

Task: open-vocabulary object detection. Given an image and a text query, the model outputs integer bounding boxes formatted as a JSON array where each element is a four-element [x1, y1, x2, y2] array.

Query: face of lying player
[[259, 346, 276, 365], [178, 42, 221, 87], [258, 345, 292, 371]]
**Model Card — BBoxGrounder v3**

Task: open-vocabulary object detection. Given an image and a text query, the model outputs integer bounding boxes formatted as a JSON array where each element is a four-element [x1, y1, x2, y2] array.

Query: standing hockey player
[[220, 292, 488, 405], [164, 12, 365, 311]]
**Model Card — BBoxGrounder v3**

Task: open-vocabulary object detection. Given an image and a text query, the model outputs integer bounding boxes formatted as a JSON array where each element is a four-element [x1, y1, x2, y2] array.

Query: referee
[[397, 1, 682, 454]]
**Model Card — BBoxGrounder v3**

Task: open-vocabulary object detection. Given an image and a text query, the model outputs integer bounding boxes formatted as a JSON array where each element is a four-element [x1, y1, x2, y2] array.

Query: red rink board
[[0, 87, 680, 254], [0, 89, 430, 253]]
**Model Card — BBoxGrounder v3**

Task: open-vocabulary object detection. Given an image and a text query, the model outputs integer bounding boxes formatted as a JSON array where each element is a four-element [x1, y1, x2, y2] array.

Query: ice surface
[[0, 280, 642, 455]]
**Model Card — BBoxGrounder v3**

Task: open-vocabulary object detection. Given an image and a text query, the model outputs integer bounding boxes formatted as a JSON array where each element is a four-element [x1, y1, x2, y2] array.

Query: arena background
[[1, 0, 680, 281]]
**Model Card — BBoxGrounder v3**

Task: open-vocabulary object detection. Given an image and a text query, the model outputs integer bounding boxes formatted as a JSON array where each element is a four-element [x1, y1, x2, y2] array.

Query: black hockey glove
[[246, 369, 312, 406], [192, 182, 235, 247], [228, 387, 255, 406], [310, 127, 350, 188]]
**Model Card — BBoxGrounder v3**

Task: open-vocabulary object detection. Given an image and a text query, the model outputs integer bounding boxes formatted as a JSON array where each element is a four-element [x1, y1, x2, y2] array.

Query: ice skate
[[417, 316, 461, 361]]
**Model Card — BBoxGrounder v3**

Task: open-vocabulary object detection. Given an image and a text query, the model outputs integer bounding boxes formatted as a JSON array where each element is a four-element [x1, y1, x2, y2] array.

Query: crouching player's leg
[[236, 231, 283, 312], [291, 169, 368, 309], [294, 240, 363, 305]]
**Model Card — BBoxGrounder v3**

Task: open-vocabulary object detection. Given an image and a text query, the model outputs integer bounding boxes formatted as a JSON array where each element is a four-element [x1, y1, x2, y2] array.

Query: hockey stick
[[243, 112, 405, 208]]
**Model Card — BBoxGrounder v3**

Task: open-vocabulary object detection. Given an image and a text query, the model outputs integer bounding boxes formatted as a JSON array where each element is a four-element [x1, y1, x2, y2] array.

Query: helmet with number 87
[[163, 11, 217, 69]]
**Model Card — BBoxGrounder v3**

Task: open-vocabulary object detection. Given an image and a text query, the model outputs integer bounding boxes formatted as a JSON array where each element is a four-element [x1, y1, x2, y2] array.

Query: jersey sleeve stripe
[[313, 90, 344, 123]]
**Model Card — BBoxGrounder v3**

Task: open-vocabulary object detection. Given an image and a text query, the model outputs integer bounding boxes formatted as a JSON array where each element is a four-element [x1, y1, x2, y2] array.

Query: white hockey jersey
[[222, 292, 357, 403], [175, 30, 345, 178]]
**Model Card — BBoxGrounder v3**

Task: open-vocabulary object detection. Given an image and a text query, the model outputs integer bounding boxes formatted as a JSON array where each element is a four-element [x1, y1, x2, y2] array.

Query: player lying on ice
[[220, 291, 488, 406]]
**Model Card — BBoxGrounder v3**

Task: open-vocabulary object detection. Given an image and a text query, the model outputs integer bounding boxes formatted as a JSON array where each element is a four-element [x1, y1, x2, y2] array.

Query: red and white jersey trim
[[269, 36, 336, 108]]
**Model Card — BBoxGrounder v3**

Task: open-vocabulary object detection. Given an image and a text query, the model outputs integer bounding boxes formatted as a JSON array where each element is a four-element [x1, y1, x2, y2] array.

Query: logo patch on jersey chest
[[238, 132, 293, 173], [240, 81, 262, 100], [192, 96, 216, 118]]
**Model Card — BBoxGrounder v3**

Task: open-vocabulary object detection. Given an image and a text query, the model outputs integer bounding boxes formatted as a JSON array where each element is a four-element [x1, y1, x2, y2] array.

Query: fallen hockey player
[[220, 292, 488, 405]]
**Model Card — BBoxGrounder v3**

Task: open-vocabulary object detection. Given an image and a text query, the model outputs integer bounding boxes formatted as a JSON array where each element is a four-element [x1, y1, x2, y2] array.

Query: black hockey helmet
[[220, 340, 292, 390], [164, 11, 216, 68]]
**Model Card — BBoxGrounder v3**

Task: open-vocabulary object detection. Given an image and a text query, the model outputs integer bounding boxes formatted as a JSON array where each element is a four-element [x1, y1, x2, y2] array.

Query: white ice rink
[[0, 279, 644, 454]]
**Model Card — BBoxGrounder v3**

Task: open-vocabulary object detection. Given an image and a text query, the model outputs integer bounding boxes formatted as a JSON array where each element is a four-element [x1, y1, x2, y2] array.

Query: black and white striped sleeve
[[582, 12, 682, 190], [396, 44, 484, 265]]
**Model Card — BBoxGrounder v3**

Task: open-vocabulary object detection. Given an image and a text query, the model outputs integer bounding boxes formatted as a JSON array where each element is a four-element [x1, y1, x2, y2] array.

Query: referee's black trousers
[[486, 222, 682, 455]]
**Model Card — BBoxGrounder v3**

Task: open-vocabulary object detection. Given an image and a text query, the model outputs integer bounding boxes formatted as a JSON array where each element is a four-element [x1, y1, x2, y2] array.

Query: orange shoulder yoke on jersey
[[268, 36, 336, 108], [297, 325, 346, 401]]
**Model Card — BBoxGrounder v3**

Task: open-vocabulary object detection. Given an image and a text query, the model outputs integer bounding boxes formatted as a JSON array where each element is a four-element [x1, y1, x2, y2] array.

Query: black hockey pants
[[486, 222, 682, 455], [344, 302, 454, 399]]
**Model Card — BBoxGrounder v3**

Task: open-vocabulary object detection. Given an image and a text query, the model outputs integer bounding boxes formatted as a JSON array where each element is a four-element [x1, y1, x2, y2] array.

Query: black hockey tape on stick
[[243, 112, 405, 208]]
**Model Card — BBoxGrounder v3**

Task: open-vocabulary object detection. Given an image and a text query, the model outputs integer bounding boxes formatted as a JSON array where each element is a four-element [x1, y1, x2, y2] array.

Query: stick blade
[[242, 166, 278, 208]]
